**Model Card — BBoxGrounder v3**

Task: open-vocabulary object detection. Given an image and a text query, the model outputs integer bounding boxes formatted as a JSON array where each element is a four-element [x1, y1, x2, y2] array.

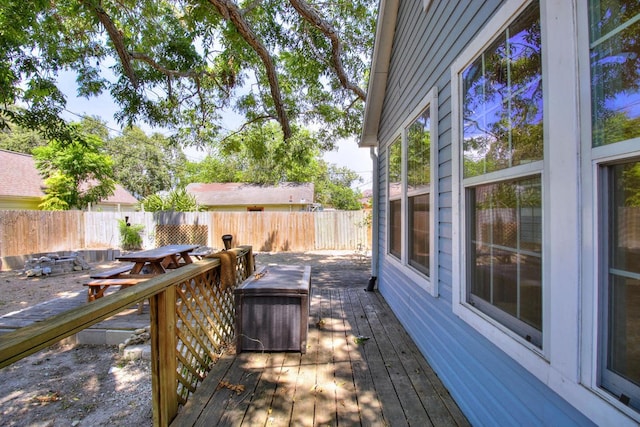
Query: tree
[[182, 122, 362, 209], [0, 123, 47, 154], [314, 164, 363, 210], [106, 126, 185, 198], [32, 129, 116, 210], [139, 188, 202, 212], [1, 0, 376, 147], [182, 122, 322, 184]]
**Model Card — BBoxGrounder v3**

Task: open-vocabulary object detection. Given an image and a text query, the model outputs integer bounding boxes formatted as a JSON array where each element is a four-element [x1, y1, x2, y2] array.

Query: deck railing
[[0, 246, 255, 427]]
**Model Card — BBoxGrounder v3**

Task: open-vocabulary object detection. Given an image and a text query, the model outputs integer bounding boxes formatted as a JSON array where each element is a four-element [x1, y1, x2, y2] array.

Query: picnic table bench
[[83, 244, 200, 304], [83, 277, 149, 301], [88, 264, 134, 279]]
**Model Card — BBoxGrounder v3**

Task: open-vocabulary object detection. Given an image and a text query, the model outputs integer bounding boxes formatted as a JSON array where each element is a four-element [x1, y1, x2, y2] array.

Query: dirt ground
[[0, 250, 370, 426]]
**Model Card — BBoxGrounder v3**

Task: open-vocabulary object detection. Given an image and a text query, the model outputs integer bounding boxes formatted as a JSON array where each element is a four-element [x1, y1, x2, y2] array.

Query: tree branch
[[219, 114, 273, 144], [82, 0, 138, 88], [206, 0, 292, 140], [289, 0, 367, 102]]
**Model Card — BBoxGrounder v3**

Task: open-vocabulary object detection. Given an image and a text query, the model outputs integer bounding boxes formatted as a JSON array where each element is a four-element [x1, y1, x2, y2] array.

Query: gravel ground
[[0, 250, 371, 426]]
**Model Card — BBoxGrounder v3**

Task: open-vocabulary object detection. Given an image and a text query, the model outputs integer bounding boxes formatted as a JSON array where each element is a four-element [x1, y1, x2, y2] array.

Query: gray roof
[[0, 149, 44, 198], [186, 182, 315, 206]]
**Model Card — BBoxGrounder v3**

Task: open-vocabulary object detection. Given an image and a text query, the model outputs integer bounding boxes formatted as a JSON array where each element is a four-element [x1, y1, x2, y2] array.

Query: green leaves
[[181, 121, 362, 210], [117, 218, 144, 250], [32, 128, 116, 210], [138, 188, 202, 212], [1, 0, 377, 145], [106, 125, 182, 199]]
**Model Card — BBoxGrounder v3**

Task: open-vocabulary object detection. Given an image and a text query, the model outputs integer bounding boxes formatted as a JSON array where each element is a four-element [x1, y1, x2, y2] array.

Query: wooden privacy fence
[[0, 210, 371, 258], [0, 246, 254, 426]]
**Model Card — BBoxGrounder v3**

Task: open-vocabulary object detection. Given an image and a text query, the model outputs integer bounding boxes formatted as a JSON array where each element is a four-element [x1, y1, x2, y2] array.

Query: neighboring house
[[0, 149, 138, 211], [361, 1, 640, 426], [0, 150, 44, 210], [359, 188, 373, 209], [186, 182, 315, 211], [85, 184, 139, 212]]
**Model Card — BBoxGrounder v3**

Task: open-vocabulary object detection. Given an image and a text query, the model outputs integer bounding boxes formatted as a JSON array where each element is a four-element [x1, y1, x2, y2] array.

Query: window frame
[[453, 0, 545, 351], [385, 87, 439, 296], [449, 0, 640, 423], [578, 1, 640, 418], [451, 0, 560, 376], [582, 141, 640, 421]]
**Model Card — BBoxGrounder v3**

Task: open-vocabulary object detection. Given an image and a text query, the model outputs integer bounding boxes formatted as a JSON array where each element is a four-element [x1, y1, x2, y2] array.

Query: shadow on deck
[[173, 254, 469, 426]]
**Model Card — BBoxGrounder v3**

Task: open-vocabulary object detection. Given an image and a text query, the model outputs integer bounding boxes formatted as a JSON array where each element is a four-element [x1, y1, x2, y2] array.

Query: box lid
[[236, 265, 311, 294]]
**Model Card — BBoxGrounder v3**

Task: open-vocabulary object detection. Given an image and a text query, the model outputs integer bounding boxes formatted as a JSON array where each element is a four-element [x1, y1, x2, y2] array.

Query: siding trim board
[[362, 0, 640, 424]]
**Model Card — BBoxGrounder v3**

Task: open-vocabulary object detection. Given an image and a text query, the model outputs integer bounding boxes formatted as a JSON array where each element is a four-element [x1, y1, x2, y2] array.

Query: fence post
[[150, 287, 178, 426]]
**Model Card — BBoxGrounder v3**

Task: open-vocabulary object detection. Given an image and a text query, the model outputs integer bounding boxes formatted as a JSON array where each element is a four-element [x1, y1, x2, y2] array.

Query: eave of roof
[[359, 0, 400, 148]]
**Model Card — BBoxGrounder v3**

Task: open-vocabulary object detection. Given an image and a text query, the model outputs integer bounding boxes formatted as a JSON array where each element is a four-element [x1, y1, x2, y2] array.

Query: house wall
[[0, 198, 41, 210], [374, 1, 598, 425], [88, 203, 137, 212]]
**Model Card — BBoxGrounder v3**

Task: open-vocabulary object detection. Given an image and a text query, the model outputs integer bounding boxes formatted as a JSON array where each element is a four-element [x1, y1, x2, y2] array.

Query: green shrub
[[118, 219, 144, 250]]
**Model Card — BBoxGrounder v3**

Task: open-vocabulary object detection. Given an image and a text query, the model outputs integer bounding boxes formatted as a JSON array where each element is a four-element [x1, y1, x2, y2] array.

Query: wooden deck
[[172, 284, 470, 426]]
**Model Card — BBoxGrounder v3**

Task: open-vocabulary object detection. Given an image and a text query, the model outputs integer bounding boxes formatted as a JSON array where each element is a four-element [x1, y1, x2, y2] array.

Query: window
[[388, 137, 402, 259], [458, 0, 543, 347], [600, 161, 640, 411], [589, 1, 640, 147], [467, 176, 542, 345], [386, 88, 438, 295], [589, 0, 640, 411], [407, 108, 432, 275]]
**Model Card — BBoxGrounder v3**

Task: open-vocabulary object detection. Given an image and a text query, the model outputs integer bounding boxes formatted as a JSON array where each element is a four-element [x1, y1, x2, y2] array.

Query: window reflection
[[389, 138, 402, 193], [409, 194, 429, 275], [390, 199, 402, 259], [607, 161, 640, 391], [407, 108, 431, 190], [462, 2, 543, 177], [389, 138, 402, 259], [407, 108, 431, 274], [468, 176, 542, 345], [590, 1, 640, 147]]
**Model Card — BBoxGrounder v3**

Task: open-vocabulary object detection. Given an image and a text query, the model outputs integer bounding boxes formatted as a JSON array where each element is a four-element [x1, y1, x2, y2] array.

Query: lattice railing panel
[[172, 247, 253, 405]]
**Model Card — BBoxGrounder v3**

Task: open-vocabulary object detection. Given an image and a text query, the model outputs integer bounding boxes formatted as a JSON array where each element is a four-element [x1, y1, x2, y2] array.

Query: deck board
[[171, 282, 470, 427]]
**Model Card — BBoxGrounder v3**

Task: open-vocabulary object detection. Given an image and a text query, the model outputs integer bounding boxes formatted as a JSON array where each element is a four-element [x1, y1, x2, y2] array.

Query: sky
[[58, 72, 373, 192]]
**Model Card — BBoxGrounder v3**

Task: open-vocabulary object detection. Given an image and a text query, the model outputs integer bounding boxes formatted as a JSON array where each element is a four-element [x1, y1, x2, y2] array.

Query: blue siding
[[373, 0, 594, 425]]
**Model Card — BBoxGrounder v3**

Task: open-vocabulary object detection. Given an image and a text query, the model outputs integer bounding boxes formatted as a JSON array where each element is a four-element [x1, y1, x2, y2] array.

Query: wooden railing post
[[150, 287, 178, 427]]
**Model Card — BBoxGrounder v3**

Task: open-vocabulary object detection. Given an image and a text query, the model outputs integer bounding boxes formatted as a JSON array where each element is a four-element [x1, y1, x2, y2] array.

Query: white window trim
[[385, 87, 439, 297]]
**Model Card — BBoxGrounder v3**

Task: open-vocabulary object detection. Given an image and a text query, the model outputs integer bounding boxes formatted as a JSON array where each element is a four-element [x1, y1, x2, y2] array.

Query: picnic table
[[84, 244, 200, 302], [115, 244, 200, 275]]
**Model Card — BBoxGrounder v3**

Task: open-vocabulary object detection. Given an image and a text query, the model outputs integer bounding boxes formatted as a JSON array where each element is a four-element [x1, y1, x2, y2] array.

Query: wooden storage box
[[234, 265, 311, 353]]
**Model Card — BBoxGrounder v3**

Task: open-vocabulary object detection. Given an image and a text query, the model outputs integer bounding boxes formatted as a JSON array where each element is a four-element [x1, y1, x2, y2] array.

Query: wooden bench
[[83, 278, 148, 302], [89, 264, 134, 279]]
